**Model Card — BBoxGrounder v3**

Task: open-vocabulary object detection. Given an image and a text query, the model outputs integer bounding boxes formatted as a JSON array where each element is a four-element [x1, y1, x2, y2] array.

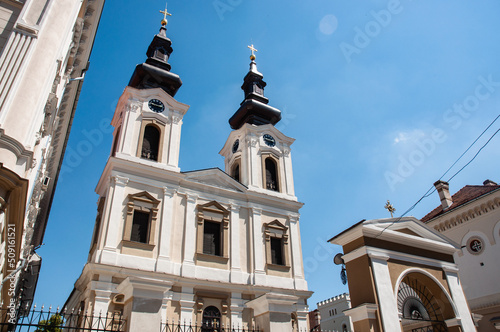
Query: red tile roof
[[421, 184, 500, 223]]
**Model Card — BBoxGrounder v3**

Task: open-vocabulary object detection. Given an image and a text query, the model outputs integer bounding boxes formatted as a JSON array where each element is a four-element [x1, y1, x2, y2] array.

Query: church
[[64, 9, 311, 332]]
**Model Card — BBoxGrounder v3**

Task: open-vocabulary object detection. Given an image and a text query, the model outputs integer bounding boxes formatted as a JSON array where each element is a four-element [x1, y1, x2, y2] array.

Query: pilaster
[[444, 269, 477, 331], [251, 207, 266, 284], [247, 136, 260, 188], [246, 293, 299, 332], [116, 277, 173, 332], [230, 204, 243, 283], [230, 293, 244, 329], [167, 113, 182, 168], [369, 253, 400, 331], [181, 194, 197, 277], [119, 100, 140, 156], [102, 175, 128, 263], [179, 287, 195, 324], [157, 186, 177, 273]]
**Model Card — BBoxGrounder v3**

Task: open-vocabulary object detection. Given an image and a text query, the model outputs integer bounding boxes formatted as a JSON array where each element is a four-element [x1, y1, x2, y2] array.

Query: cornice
[[427, 193, 500, 233]]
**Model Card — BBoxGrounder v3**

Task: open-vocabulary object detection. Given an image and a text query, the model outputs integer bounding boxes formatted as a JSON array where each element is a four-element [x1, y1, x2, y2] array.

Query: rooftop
[[421, 181, 500, 222]]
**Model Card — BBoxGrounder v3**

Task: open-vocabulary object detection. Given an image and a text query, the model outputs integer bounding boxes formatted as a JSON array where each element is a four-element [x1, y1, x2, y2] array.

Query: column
[[157, 186, 176, 273], [230, 204, 243, 283], [230, 293, 244, 329], [444, 268, 476, 331], [251, 207, 266, 284], [181, 194, 197, 277], [179, 287, 195, 324], [369, 253, 400, 331], [101, 175, 128, 263]]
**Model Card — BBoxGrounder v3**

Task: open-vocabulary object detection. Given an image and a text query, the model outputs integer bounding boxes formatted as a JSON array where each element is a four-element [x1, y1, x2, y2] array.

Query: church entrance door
[[202, 306, 221, 332]]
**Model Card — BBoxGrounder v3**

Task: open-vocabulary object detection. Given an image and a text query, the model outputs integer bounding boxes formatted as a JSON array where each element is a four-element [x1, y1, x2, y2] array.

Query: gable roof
[[421, 184, 500, 222]]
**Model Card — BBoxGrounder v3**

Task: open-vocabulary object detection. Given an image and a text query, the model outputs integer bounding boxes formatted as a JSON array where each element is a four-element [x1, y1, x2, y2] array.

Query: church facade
[[65, 14, 311, 332]]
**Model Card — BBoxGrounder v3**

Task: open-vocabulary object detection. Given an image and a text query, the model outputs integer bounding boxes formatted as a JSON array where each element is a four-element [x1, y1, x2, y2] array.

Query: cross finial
[[248, 44, 258, 61], [160, 3, 172, 26], [384, 200, 396, 218]]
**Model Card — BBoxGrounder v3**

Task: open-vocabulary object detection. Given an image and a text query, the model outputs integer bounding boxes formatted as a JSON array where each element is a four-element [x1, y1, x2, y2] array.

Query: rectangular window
[[131, 211, 150, 243], [203, 221, 221, 256], [270, 237, 283, 265]]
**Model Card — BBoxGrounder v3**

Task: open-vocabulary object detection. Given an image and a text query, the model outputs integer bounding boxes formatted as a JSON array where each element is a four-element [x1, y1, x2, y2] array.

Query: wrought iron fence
[[0, 306, 126, 331], [160, 320, 261, 332]]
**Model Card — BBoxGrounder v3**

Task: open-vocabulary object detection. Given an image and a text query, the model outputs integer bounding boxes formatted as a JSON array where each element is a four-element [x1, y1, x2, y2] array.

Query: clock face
[[232, 139, 239, 153], [263, 134, 276, 147], [148, 99, 165, 113]]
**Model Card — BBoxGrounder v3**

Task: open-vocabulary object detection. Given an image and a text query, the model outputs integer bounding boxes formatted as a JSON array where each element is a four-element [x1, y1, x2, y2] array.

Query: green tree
[[34, 313, 63, 332]]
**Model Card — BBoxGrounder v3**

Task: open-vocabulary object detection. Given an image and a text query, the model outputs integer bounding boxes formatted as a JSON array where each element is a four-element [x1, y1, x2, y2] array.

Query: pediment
[[128, 191, 160, 204], [182, 168, 246, 193], [198, 200, 229, 215], [364, 217, 457, 247], [265, 219, 287, 230]]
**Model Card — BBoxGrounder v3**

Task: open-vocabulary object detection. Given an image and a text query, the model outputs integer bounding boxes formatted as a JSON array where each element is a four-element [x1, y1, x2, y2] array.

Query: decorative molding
[[431, 194, 500, 233], [246, 138, 258, 147], [163, 186, 177, 197], [112, 175, 129, 186], [0, 128, 34, 169]]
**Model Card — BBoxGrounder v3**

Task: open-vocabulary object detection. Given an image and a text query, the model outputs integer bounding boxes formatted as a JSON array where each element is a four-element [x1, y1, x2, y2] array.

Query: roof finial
[[248, 44, 258, 61], [384, 200, 396, 218], [160, 2, 172, 26]]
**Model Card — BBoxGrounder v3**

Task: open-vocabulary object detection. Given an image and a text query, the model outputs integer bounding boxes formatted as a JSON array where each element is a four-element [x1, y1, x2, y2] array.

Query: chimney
[[483, 179, 497, 186], [434, 180, 453, 210]]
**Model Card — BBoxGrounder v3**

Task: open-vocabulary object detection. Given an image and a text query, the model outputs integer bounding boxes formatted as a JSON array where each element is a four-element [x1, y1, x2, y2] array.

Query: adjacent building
[[64, 16, 311, 332], [316, 293, 353, 332], [422, 179, 500, 331], [0, 0, 105, 313], [329, 217, 475, 332]]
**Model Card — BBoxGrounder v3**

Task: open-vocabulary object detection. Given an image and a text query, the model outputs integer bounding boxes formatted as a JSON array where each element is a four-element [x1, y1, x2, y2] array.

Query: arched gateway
[[329, 217, 476, 332]]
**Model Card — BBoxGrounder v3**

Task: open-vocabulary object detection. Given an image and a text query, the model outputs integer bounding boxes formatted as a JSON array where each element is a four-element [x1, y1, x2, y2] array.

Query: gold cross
[[384, 200, 396, 218], [248, 44, 258, 60], [160, 3, 172, 26], [248, 44, 258, 56]]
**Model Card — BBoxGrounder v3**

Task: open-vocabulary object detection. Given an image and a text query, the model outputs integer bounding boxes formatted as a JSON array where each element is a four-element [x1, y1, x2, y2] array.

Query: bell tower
[[220, 46, 296, 197], [109, 9, 188, 172]]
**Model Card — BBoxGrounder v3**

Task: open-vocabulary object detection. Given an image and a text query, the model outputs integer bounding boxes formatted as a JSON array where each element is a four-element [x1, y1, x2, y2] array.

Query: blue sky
[[34, 0, 500, 310]]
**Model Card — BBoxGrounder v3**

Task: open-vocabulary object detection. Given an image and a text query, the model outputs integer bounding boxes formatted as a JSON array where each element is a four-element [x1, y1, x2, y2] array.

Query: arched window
[[141, 125, 160, 161], [202, 306, 221, 332], [232, 163, 240, 182], [265, 157, 279, 191], [342, 323, 348, 332]]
